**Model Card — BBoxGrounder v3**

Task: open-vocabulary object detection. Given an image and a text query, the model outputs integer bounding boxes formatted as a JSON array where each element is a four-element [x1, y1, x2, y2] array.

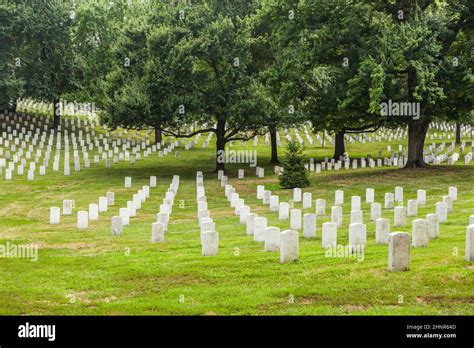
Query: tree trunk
[[333, 130, 345, 159], [52, 97, 61, 129], [455, 122, 461, 145], [269, 126, 279, 163], [404, 65, 430, 168], [404, 119, 430, 168], [154, 126, 162, 144], [215, 119, 226, 172]]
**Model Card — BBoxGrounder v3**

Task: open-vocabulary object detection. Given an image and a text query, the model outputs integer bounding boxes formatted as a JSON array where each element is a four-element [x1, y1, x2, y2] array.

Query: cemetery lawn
[[0, 136, 473, 315]]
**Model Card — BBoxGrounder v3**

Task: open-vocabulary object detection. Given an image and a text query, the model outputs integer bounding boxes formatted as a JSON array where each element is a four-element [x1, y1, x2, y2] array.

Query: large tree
[[153, 1, 266, 171], [14, 0, 82, 128], [72, 0, 129, 106], [101, 2, 171, 144], [369, 0, 473, 167], [249, 3, 305, 163], [0, 3, 24, 112], [263, 1, 385, 160]]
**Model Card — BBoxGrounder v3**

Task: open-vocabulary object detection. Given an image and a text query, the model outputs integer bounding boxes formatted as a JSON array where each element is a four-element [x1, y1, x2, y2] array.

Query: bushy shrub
[[279, 141, 310, 189]]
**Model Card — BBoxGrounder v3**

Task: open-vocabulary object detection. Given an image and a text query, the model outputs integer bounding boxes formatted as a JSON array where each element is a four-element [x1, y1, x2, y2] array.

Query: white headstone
[[442, 195, 453, 213], [349, 223, 366, 254], [202, 231, 218, 256], [303, 213, 316, 238], [394, 186, 403, 202], [407, 200, 417, 217], [388, 232, 410, 272], [230, 192, 240, 208], [107, 192, 115, 206], [264, 226, 281, 252], [366, 188, 374, 203], [254, 217, 268, 242], [394, 206, 406, 227], [239, 206, 250, 224], [119, 207, 130, 225], [351, 196, 361, 211], [279, 202, 289, 220], [315, 199, 326, 217], [376, 218, 390, 244], [412, 219, 428, 247], [370, 203, 381, 221], [156, 212, 169, 230], [293, 188, 302, 202], [50, 207, 60, 224], [335, 190, 344, 206], [198, 209, 209, 222], [331, 206, 342, 227], [77, 211, 88, 229], [385, 193, 394, 209], [98, 197, 108, 212], [280, 230, 299, 263], [322, 222, 337, 248], [269, 195, 279, 212], [234, 198, 244, 215], [417, 189, 426, 206], [302, 192, 312, 209], [465, 225, 474, 262], [246, 213, 257, 236], [127, 201, 137, 217], [436, 202, 448, 222], [290, 209, 302, 230], [426, 213, 438, 239], [151, 222, 165, 242], [63, 200, 73, 215], [449, 186, 457, 201], [88, 203, 99, 221], [111, 216, 123, 236]]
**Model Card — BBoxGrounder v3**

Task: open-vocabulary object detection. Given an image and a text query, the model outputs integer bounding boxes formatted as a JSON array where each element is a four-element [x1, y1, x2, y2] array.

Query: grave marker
[[303, 213, 316, 238], [280, 230, 299, 263], [388, 232, 410, 272]]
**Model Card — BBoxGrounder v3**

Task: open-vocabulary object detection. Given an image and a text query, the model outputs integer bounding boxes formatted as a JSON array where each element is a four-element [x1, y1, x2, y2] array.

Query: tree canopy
[[2, 0, 472, 169]]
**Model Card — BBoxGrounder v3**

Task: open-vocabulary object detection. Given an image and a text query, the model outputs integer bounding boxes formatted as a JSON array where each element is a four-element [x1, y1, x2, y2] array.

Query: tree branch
[[161, 127, 216, 138], [344, 123, 382, 134], [226, 130, 260, 143]]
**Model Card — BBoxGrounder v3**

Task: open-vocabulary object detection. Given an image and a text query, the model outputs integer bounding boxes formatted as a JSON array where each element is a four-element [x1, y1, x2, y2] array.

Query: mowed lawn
[[0, 130, 473, 315]]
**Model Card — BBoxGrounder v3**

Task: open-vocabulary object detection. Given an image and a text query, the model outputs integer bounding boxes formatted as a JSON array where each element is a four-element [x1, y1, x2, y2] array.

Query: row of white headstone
[[112, 175, 179, 237], [467, 217, 474, 262], [249, 184, 471, 269], [50, 192, 115, 225], [196, 172, 219, 256], [219, 179, 298, 263], [109, 182, 152, 234], [0, 112, 190, 181], [150, 175, 180, 242]]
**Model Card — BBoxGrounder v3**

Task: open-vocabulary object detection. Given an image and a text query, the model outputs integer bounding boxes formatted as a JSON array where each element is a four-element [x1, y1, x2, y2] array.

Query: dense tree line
[[1, 0, 472, 170]]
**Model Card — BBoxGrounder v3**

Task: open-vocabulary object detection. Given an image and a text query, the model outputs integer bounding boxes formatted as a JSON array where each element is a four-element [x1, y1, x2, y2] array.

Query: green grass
[[0, 124, 473, 315]]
